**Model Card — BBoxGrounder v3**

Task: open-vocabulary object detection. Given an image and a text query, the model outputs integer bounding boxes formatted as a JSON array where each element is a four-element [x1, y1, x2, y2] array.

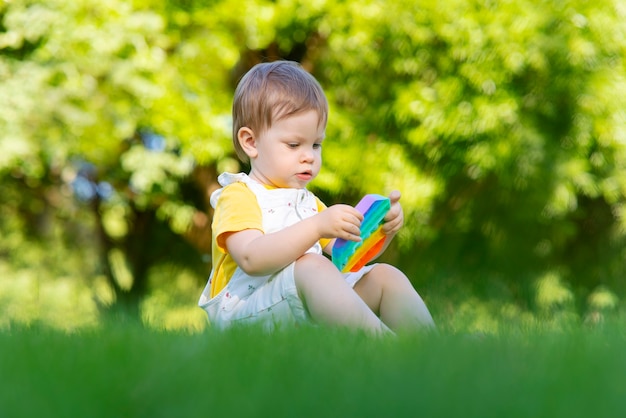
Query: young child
[[198, 60, 434, 334]]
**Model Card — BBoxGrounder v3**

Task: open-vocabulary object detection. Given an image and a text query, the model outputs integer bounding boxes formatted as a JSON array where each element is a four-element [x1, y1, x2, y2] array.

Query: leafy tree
[[0, 0, 231, 316], [1, 0, 625, 327], [312, 0, 626, 308]]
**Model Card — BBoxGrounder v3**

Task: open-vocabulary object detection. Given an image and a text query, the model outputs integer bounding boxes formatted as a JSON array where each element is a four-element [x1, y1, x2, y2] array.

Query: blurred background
[[1, 0, 625, 333]]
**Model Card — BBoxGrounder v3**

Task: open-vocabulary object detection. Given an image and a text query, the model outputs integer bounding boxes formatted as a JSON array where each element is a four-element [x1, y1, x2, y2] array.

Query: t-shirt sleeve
[[213, 182, 263, 253]]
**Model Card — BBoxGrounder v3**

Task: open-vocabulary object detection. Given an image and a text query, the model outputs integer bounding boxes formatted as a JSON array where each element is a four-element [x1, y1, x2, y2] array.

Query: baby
[[198, 61, 434, 334]]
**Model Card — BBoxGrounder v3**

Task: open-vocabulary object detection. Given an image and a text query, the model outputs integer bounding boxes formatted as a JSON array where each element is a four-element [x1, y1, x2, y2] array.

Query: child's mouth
[[296, 172, 312, 181]]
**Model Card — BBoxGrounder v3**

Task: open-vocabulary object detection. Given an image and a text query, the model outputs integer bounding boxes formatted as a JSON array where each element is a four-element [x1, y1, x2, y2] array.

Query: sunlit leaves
[[2, 0, 626, 329], [101, 204, 129, 239], [120, 145, 194, 207], [535, 271, 574, 313]]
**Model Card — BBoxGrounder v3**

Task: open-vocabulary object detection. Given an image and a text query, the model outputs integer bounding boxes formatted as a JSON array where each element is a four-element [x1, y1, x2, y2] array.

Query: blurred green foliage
[[1, 0, 625, 331]]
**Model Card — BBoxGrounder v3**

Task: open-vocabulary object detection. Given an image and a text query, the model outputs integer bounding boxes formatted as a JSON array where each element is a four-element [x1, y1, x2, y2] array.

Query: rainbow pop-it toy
[[332, 194, 390, 273]]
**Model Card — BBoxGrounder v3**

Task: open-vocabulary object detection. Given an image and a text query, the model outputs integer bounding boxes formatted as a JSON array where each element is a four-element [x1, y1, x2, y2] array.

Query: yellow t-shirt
[[209, 182, 330, 298]]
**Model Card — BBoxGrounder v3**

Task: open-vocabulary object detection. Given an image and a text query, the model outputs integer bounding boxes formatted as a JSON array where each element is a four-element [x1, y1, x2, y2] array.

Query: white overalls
[[198, 173, 374, 330]]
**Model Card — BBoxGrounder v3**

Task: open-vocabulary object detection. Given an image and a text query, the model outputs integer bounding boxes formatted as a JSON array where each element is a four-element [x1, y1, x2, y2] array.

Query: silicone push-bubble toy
[[332, 194, 391, 273]]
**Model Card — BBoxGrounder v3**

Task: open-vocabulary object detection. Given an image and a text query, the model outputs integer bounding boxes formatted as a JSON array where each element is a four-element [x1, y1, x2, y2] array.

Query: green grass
[[1, 323, 626, 418]]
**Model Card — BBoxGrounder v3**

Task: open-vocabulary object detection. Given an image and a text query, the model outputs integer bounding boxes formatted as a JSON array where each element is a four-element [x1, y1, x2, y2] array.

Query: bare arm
[[225, 204, 364, 276]]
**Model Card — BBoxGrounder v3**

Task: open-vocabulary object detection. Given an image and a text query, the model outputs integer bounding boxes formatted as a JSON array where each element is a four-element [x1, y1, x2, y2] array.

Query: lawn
[[1, 323, 625, 418]]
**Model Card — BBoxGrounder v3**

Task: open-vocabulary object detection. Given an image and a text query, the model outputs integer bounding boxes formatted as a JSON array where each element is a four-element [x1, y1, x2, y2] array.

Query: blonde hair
[[232, 61, 329, 162]]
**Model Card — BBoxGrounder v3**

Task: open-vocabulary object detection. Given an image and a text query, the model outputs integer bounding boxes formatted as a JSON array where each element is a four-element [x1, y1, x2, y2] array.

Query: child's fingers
[[388, 190, 401, 204], [385, 204, 399, 221], [383, 196, 403, 235], [385, 203, 403, 224], [325, 205, 363, 240], [382, 217, 402, 235], [349, 206, 364, 222]]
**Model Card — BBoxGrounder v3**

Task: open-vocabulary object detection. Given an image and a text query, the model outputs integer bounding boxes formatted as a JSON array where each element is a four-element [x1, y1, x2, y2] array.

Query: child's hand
[[382, 190, 404, 236], [317, 204, 364, 242]]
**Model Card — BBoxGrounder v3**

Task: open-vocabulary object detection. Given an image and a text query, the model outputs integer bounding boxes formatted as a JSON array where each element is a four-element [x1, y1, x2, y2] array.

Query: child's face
[[245, 110, 325, 189]]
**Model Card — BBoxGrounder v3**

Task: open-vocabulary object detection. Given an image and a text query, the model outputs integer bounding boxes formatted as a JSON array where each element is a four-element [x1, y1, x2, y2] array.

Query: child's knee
[[295, 252, 330, 270], [294, 253, 344, 291], [368, 263, 412, 288], [371, 263, 404, 279], [294, 253, 332, 282]]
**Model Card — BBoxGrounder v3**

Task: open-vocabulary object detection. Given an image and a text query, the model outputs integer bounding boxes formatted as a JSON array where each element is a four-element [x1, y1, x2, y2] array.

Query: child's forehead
[[272, 107, 325, 125]]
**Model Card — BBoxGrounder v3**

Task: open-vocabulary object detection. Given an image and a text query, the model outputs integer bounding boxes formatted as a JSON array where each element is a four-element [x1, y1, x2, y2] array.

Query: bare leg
[[353, 264, 435, 331], [294, 254, 391, 335]]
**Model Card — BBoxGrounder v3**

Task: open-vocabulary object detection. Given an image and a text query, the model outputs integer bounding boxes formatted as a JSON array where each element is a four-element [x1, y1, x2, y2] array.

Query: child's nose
[[301, 149, 314, 162]]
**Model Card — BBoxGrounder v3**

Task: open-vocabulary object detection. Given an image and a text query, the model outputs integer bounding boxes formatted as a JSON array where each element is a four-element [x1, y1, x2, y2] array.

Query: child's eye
[[313, 143, 322, 150], [287, 143, 299, 149]]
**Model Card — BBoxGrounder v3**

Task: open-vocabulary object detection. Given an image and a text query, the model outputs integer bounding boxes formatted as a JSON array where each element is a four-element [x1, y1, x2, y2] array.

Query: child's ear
[[237, 127, 258, 159]]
